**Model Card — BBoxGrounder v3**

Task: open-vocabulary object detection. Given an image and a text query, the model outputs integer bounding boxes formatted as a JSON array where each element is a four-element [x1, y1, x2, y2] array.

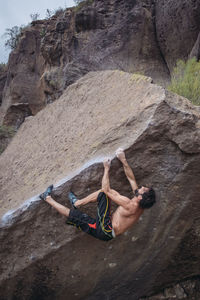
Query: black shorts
[[66, 192, 113, 241]]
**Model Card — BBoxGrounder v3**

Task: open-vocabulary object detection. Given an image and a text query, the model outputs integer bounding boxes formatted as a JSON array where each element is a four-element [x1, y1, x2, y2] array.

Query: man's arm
[[102, 158, 130, 209], [116, 148, 138, 192], [106, 189, 130, 209]]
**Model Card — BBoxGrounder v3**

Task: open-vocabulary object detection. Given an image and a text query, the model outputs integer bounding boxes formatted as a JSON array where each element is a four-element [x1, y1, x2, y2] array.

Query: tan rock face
[[0, 71, 200, 299]]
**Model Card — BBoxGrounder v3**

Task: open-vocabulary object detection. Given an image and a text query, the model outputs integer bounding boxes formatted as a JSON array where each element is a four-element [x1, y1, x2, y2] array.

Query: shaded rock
[[189, 32, 200, 60], [140, 276, 200, 299], [155, 0, 200, 72], [3, 103, 33, 129], [75, 6, 99, 32], [0, 125, 15, 155], [0, 69, 7, 106], [0, 71, 200, 299], [2, 0, 171, 128], [1, 24, 46, 123]]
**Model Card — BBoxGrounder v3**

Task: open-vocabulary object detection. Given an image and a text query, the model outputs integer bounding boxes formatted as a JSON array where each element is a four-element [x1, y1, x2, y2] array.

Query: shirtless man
[[40, 149, 156, 241]]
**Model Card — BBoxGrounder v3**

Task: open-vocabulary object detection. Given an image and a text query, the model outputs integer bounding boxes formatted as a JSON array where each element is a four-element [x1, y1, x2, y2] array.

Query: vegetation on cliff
[[0, 63, 7, 72], [168, 58, 200, 106], [0, 125, 15, 154]]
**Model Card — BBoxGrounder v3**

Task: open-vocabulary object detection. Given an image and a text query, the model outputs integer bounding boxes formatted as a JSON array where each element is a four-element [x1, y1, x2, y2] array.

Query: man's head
[[135, 186, 156, 209]]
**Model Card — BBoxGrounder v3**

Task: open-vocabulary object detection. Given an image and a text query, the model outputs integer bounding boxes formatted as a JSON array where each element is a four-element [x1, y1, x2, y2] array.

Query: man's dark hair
[[139, 188, 156, 209]]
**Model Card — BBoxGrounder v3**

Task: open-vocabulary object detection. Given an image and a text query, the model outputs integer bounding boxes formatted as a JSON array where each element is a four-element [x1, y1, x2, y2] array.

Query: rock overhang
[[0, 70, 200, 299]]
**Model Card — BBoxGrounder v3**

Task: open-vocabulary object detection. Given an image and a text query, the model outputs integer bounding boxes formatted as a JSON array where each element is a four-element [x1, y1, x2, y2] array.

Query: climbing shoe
[[68, 191, 78, 209], [39, 184, 54, 200]]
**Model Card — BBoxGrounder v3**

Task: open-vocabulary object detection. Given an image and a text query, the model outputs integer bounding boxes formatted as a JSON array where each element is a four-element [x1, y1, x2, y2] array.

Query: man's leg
[[101, 158, 111, 192], [74, 190, 101, 208], [45, 196, 70, 217]]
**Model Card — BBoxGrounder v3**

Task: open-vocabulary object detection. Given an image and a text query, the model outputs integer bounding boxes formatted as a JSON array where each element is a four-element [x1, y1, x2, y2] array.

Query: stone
[[0, 71, 200, 299], [189, 32, 200, 60], [0, 69, 7, 107], [155, 0, 200, 72], [3, 103, 33, 129], [1, 0, 171, 128], [0, 25, 46, 125], [3, 0, 200, 129]]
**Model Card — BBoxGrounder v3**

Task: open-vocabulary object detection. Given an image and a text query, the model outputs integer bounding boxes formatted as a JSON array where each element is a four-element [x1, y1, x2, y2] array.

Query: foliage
[[0, 125, 15, 138], [0, 125, 16, 154], [54, 7, 65, 16], [0, 63, 7, 72], [44, 67, 64, 91], [0, 125, 15, 154], [30, 13, 40, 21], [40, 28, 46, 37], [4, 26, 23, 50], [74, 0, 84, 4], [4, 12, 40, 51], [74, 0, 94, 11], [168, 58, 200, 105], [46, 9, 54, 19]]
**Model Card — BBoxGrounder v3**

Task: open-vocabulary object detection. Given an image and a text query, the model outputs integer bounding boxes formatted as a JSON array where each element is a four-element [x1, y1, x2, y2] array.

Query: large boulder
[[0, 71, 200, 299]]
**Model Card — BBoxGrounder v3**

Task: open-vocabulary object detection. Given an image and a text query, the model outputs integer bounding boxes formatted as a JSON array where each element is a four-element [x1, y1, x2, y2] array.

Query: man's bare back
[[111, 202, 143, 236]]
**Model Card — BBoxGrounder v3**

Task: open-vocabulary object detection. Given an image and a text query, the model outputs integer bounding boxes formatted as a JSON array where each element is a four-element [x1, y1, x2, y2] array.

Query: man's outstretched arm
[[102, 158, 130, 209], [116, 148, 138, 192]]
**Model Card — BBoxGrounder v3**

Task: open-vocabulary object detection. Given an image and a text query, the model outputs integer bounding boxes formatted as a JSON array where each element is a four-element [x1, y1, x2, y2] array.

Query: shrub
[[4, 26, 23, 50], [74, 0, 85, 4], [46, 9, 54, 19], [40, 28, 46, 37], [0, 125, 15, 138], [74, 0, 94, 11], [0, 125, 15, 154], [168, 58, 200, 105], [4, 12, 40, 51], [30, 13, 40, 21], [0, 63, 7, 72], [54, 7, 65, 16]]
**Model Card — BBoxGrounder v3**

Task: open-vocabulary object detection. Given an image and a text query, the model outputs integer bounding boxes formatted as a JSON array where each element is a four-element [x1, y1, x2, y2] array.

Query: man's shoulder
[[130, 201, 144, 215]]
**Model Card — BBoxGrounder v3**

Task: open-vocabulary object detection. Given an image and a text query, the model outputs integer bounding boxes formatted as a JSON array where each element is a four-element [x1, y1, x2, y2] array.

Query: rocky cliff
[[1, 0, 200, 129], [0, 71, 200, 300]]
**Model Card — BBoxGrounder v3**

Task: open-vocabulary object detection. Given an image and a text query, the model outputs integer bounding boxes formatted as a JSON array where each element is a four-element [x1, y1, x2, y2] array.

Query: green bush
[[30, 13, 40, 21], [3, 24, 31, 50], [0, 125, 15, 138], [0, 63, 7, 72], [0, 125, 15, 154], [4, 26, 23, 50], [168, 58, 200, 105], [74, 0, 94, 12]]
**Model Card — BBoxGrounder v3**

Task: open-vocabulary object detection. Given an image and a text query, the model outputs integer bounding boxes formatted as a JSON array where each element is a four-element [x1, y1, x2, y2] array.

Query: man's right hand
[[116, 148, 126, 162], [103, 158, 111, 169]]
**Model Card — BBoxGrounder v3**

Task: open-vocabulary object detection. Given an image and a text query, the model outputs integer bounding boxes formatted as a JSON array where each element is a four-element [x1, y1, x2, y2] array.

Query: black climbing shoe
[[40, 185, 54, 200], [68, 191, 78, 209]]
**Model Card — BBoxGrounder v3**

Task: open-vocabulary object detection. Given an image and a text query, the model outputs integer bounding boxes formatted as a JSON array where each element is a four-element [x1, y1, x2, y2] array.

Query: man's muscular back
[[111, 198, 144, 236]]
